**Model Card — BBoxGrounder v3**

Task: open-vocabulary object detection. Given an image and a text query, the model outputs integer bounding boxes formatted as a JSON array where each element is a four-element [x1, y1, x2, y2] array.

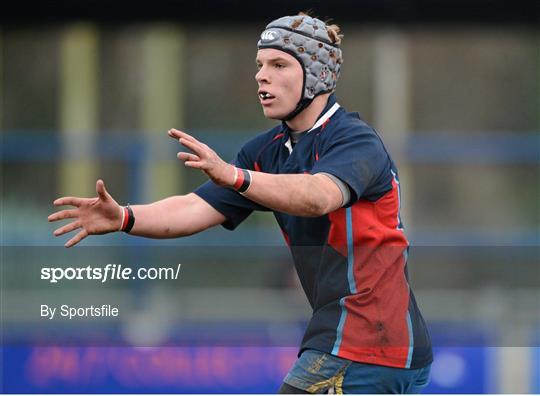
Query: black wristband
[[123, 205, 135, 233], [237, 169, 252, 193]]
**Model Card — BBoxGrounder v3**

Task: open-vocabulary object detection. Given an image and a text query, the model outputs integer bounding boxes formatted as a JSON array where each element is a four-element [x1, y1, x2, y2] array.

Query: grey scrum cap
[[257, 14, 343, 120]]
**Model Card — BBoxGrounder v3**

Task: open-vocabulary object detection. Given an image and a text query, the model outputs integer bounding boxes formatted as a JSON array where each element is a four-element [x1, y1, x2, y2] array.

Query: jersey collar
[[282, 94, 341, 154]]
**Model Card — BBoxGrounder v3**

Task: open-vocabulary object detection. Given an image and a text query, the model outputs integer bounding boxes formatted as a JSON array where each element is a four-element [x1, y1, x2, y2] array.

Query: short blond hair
[[296, 11, 344, 46]]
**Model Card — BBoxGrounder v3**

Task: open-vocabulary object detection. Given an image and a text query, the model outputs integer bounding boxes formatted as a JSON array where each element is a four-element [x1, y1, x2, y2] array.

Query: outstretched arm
[[49, 180, 225, 247], [128, 193, 225, 238], [169, 129, 343, 217]]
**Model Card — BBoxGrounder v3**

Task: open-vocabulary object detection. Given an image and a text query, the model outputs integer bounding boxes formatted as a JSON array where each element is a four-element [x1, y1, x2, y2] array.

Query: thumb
[[96, 179, 110, 201]]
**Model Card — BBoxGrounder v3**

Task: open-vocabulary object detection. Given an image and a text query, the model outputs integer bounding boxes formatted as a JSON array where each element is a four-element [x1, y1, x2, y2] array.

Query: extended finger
[[65, 229, 89, 248], [53, 197, 84, 207], [177, 152, 201, 162], [184, 161, 205, 169], [48, 209, 78, 222], [179, 138, 207, 158], [54, 221, 82, 237], [168, 129, 197, 143], [96, 179, 110, 202]]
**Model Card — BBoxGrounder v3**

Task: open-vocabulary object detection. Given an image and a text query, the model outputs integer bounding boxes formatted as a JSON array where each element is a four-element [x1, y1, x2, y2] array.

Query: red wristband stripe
[[121, 207, 129, 231], [233, 167, 245, 190]]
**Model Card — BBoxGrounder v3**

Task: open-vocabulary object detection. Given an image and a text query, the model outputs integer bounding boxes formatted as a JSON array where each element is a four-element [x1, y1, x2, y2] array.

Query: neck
[[285, 94, 331, 132]]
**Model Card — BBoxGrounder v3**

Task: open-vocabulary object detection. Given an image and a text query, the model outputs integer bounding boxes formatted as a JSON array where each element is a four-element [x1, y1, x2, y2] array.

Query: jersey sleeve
[[193, 142, 269, 231], [310, 127, 392, 205]]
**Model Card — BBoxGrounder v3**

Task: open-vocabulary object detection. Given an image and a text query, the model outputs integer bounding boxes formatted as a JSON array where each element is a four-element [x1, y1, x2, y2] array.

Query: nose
[[255, 65, 270, 84]]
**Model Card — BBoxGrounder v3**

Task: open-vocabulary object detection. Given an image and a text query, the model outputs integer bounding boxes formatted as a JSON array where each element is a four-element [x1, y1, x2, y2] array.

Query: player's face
[[255, 49, 303, 119]]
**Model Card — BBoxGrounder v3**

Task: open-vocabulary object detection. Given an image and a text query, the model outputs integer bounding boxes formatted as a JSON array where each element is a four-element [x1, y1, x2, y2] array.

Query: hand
[[168, 128, 236, 187], [48, 180, 123, 248]]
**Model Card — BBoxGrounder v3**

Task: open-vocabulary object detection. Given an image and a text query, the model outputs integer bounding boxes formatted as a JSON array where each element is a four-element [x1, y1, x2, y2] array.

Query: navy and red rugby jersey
[[194, 94, 433, 369]]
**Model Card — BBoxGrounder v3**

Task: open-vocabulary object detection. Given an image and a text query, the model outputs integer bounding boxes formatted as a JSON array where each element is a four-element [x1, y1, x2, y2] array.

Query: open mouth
[[258, 91, 276, 101]]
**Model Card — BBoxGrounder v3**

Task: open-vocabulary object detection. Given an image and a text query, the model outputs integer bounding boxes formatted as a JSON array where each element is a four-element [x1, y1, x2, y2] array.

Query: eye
[[275, 63, 285, 69], [256, 63, 262, 70]]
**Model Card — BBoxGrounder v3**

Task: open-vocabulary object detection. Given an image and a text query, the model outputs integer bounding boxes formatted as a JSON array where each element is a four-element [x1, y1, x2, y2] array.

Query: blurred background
[[1, 0, 539, 393]]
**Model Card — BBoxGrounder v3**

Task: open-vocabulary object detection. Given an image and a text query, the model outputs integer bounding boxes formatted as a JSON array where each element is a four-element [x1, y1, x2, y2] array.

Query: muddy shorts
[[279, 349, 431, 394]]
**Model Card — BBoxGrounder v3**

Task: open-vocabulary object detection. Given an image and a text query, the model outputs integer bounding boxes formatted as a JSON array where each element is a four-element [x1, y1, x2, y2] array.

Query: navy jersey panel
[[310, 115, 393, 204], [193, 181, 262, 230], [408, 291, 434, 368], [193, 95, 432, 369]]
